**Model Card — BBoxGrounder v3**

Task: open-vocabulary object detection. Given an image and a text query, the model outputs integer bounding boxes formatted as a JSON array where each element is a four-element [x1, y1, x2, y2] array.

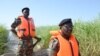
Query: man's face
[[61, 24, 73, 38], [22, 9, 29, 18]]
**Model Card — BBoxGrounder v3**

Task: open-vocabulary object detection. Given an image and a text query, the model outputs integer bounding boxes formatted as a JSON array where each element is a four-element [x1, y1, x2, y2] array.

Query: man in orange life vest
[[48, 18, 81, 56], [11, 7, 41, 56]]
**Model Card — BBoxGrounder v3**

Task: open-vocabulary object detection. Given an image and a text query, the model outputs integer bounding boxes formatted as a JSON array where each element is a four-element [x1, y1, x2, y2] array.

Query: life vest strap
[[32, 29, 35, 31], [18, 28, 26, 31]]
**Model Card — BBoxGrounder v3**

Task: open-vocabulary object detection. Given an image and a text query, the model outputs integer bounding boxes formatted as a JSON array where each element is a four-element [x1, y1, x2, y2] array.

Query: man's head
[[22, 7, 30, 18], [59, 18, 73, 39]]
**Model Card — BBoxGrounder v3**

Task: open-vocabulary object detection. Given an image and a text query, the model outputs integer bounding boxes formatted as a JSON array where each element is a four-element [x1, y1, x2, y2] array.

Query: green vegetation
[[0, 25, 8, 54], [0, 18, 100, 56], [36, 25, 59, 48], [36, 19, 100, 56], [73, 18, 100, 56]]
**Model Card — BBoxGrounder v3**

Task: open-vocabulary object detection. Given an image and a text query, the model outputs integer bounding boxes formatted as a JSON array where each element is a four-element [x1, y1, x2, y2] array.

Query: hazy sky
[[0, 0, 100, 28]]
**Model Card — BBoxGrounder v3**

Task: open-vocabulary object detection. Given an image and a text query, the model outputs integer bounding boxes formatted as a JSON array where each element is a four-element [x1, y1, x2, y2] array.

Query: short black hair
[[59, 18, 73, 27], [22, 7, 30, 12]]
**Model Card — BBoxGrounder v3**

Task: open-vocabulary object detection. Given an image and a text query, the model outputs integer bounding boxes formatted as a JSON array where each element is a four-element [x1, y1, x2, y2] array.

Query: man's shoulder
[[17, 15, 23, 17], [28, 17, 34, 21], [50, 30, 60, 36], [29, 16, 33, 19]]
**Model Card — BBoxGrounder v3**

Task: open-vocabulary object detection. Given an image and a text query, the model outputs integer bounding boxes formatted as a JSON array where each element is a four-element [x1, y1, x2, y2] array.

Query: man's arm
[[47, 38, 59, 56], [11, 18, 21, 35]]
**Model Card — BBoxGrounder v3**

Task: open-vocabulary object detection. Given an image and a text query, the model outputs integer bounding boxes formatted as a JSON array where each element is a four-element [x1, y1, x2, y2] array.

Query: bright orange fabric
[[50, 30, 79, 56], [69, 35, 79, 56], [17, 16, 35, 38]]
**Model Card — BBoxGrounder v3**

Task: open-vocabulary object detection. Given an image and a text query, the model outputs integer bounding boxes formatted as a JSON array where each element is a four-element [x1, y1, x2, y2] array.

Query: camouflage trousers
[[17, 39, 33, 56]]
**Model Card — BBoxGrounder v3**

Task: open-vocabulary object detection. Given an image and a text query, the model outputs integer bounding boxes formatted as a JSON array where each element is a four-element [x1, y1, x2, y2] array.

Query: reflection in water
[[2, 31, 48, 56], [7, 31, 19, 54]]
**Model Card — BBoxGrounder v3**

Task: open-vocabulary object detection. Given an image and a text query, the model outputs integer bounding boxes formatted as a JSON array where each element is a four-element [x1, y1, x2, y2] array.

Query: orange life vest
[[50, 30, 79, 56], [17, 16, 35, 38], [69, 34, 79, 56]]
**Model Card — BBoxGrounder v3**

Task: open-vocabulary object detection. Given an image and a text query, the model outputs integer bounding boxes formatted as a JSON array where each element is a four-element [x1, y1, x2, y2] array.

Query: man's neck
[[61, 33, 70, 40], [24, 16, 29, 20]]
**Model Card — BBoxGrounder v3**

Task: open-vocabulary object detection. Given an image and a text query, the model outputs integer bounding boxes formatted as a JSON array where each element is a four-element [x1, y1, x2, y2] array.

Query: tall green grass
[[36, 19, 100, 56], [0, 25, 8, 54], [36, 25, 59, 48], [0, 18, 100, 56], [73, 19, 100, 56]]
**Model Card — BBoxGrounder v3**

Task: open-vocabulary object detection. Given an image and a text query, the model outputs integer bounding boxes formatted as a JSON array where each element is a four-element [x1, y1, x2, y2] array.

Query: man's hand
[[49, 38, 58, 50], [47, 38, 58, 56], [34, 36, 41, 43], [15, 18, 21, 24]]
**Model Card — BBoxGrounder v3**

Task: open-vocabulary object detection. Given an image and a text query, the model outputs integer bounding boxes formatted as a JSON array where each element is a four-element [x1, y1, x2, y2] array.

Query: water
[[7, 31, 19, 53], [1, 31, 45, 56]]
